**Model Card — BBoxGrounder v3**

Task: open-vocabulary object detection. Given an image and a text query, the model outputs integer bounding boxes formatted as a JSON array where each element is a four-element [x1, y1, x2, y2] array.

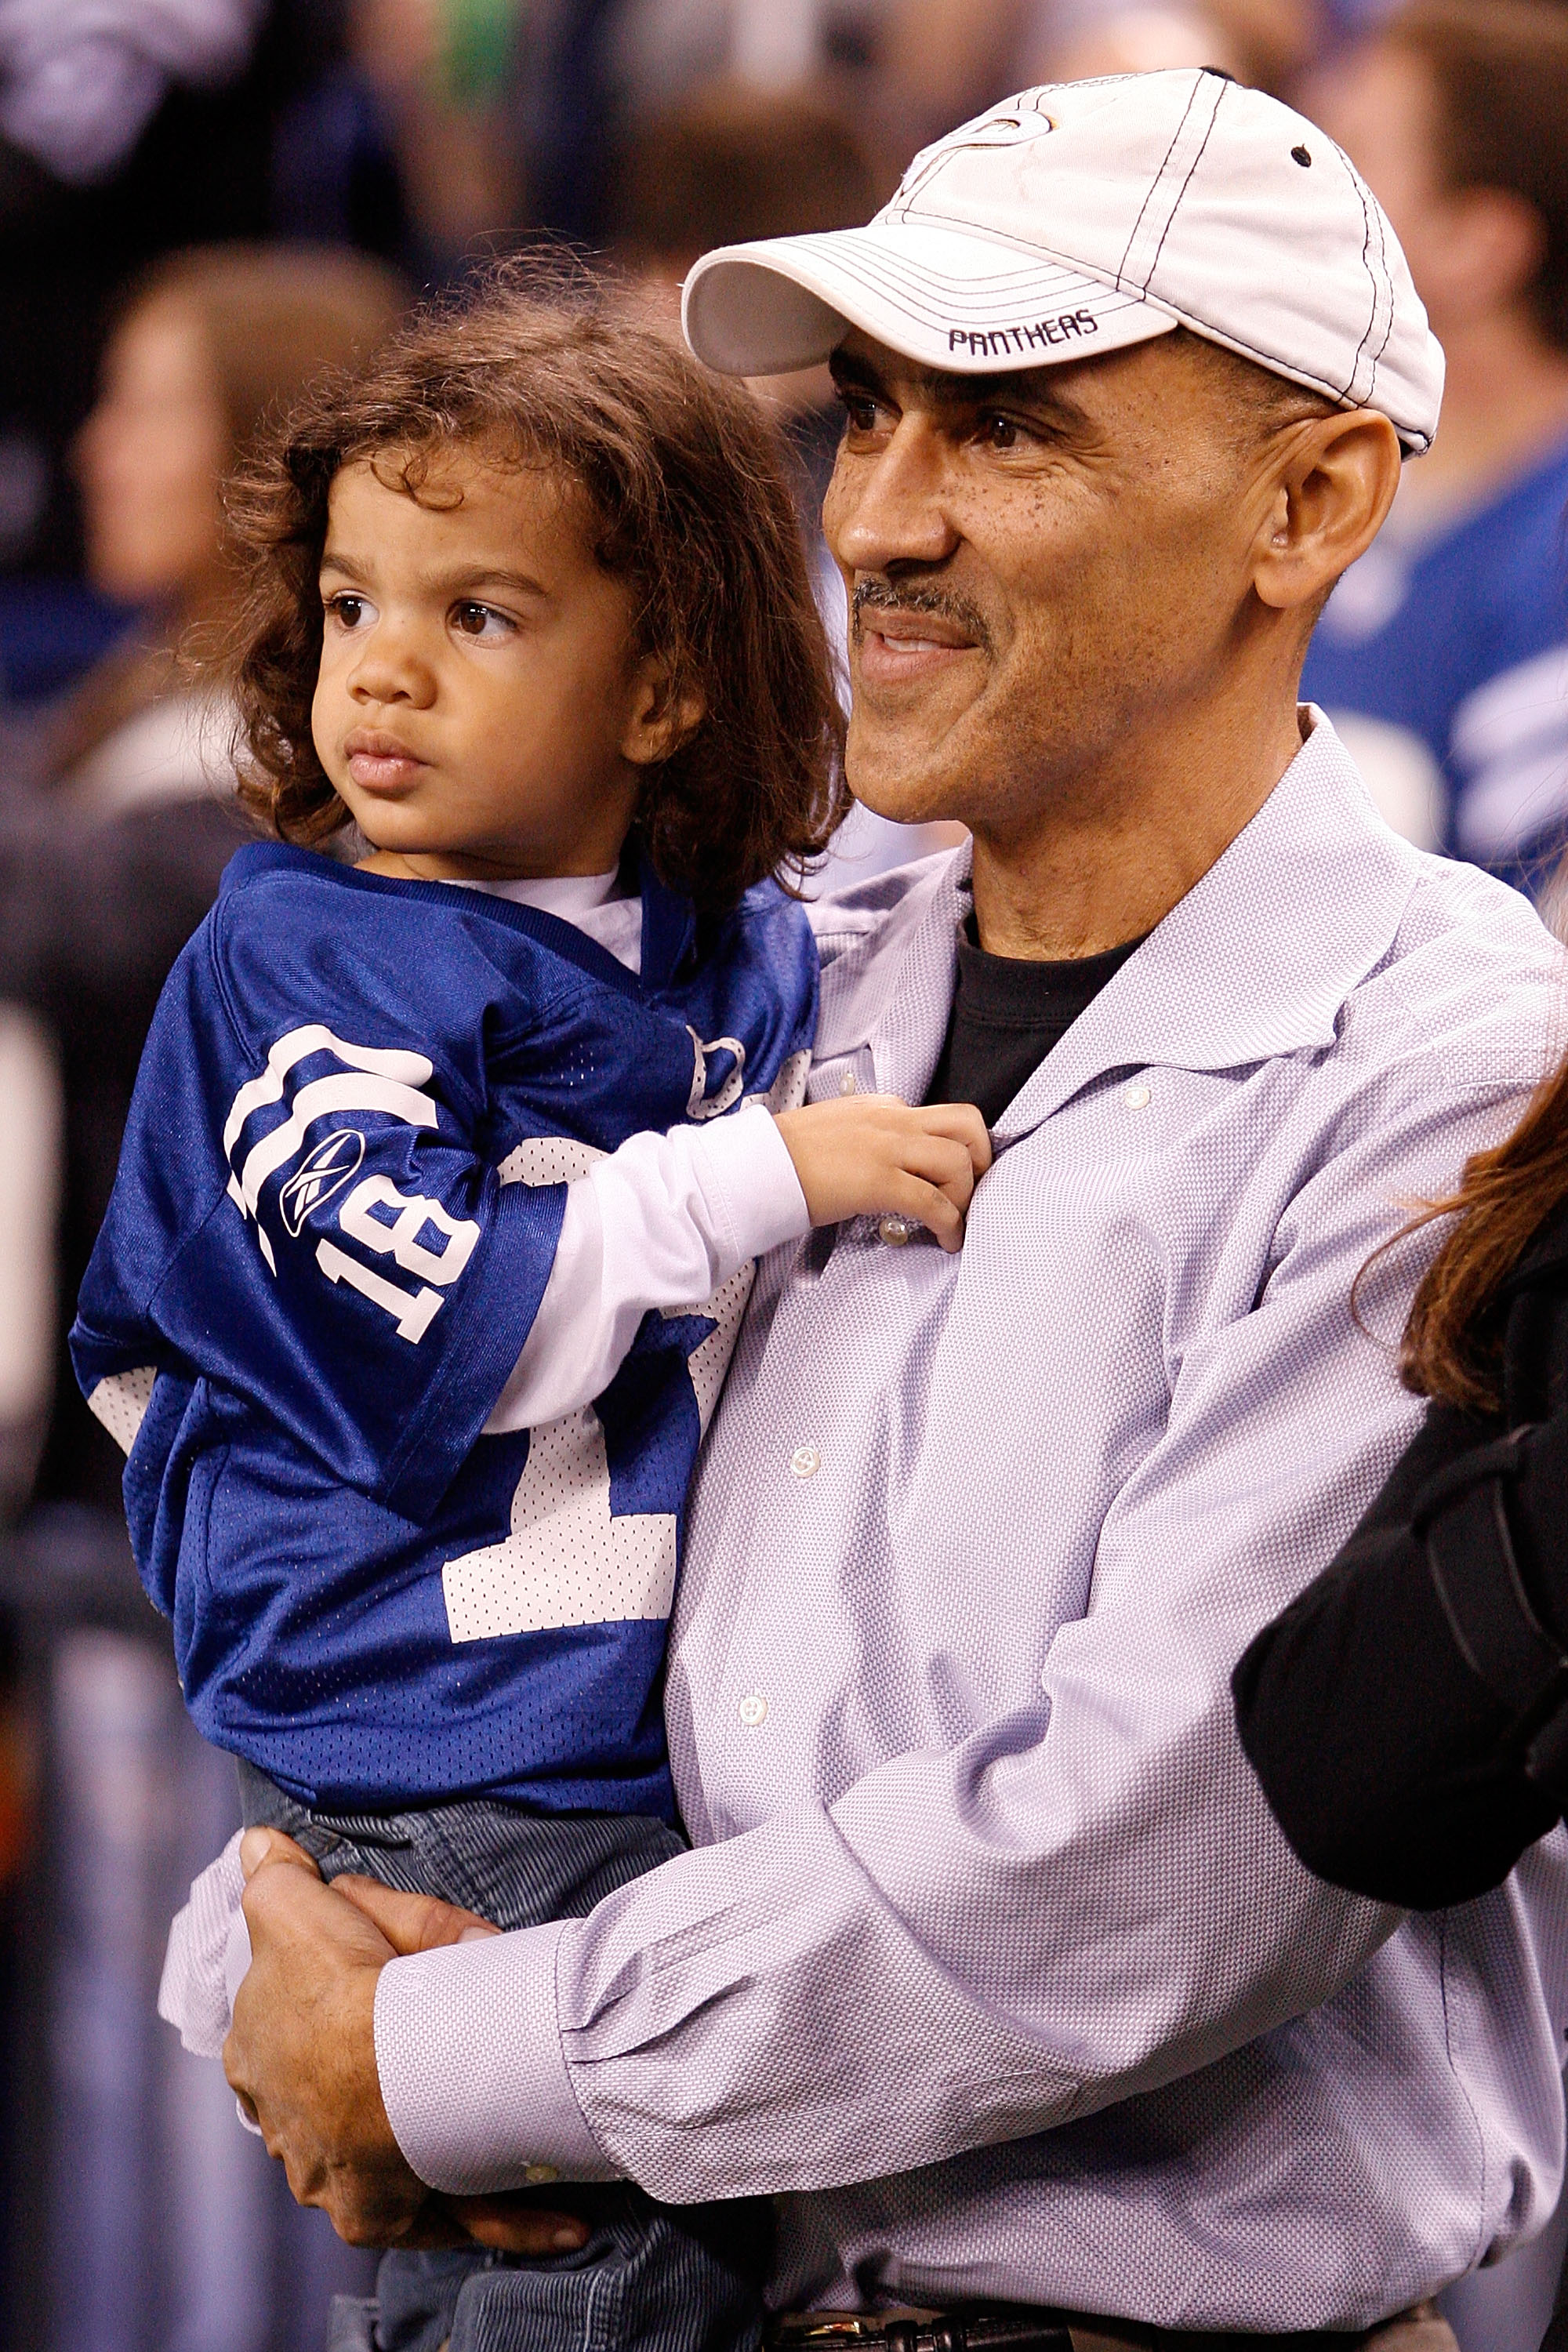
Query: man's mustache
[[850, 579, 994, 659]]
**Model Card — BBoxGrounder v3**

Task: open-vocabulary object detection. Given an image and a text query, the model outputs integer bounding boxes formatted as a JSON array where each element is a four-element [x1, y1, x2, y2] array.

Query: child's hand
[[775, 1095, 992, 1252]]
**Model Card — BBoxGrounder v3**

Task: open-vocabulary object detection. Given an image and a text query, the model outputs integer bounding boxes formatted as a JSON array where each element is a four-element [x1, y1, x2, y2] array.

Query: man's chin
[[844, 699, 983, 833], [844, 750, 967, 834]]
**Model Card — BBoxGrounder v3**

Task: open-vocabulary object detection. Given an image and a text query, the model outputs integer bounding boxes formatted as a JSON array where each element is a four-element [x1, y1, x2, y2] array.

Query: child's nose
[[348, 622, 437, 706]]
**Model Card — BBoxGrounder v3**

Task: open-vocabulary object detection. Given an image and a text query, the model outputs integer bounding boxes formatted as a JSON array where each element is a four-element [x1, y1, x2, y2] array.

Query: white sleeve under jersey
[[484, 1101, 811, 1434]]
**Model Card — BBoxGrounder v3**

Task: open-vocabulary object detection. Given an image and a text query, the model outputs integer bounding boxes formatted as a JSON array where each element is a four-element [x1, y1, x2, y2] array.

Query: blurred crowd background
[[0, 0, 1567, 2343]]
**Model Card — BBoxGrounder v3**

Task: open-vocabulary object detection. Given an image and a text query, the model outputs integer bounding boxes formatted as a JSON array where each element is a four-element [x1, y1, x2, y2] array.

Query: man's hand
[[775, 1096, 992, 1251], [225, 1828, 590, 2256]]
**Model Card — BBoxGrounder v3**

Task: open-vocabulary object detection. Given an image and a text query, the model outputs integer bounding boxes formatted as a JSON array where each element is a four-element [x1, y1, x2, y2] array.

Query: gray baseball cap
[[681, 69, 1444, 452]]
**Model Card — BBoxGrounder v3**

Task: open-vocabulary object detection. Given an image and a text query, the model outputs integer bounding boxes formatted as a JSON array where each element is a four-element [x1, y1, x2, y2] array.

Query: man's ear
[[1252, 408, 1403, 615], [621, 655, 706, 768]]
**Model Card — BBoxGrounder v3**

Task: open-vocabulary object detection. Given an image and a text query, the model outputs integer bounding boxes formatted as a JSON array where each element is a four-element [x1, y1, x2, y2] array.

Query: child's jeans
[[238, 1763, 769, 2352]]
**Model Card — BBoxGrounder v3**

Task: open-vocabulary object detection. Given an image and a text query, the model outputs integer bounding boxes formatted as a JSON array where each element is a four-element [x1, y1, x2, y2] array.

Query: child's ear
[[621, 656, 706, 768]]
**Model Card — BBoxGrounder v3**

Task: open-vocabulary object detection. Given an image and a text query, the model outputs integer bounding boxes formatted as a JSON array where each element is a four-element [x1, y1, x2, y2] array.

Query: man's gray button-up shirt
[[376, 717, 1568, 2332]]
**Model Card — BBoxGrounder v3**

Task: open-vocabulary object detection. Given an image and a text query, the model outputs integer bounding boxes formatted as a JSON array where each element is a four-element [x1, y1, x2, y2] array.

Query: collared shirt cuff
[[692, 1097, 811, 1264], [373, 1921, 619, 2193]]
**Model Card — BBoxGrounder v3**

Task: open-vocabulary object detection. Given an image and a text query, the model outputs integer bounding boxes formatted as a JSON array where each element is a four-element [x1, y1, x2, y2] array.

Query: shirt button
[[738, 1691, 768, 1726], [879, 1214, 913, 1245], [523, 2163, 559, 2185], [838, 1068, 858, 1096], [1123, 1080, 1151, 1110], [789, 1443, 821, 1478]]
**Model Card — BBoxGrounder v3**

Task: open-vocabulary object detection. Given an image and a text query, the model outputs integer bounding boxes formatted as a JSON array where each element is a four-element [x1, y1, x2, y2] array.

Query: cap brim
[[683, 220, 1180, 377]]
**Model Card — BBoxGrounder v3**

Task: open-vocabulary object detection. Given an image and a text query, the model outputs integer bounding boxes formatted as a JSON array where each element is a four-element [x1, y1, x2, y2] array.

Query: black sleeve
[[1232, 1399, 1565, 1908]]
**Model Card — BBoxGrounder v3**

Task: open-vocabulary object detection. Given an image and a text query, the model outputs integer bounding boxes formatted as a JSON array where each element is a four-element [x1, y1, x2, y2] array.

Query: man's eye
[[977, 413, 1021, 452], [838, 391, 882, 434], [452, 601, 510, 639]]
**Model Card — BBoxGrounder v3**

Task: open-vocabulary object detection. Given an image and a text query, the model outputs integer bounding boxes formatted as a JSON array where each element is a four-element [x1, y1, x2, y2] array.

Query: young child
[[71, 274, 989, 2352]]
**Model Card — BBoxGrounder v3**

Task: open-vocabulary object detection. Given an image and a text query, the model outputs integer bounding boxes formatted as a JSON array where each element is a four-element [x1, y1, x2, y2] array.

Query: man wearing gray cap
[[225, 68, 1566, 2352]]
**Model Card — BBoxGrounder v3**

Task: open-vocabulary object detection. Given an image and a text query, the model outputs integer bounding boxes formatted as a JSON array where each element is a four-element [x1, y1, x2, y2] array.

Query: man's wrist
[[372, 1919, 619, 2194]]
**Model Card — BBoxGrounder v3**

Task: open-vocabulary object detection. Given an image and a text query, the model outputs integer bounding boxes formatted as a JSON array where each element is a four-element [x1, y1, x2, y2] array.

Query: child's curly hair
[[223, 261, 849, 909]]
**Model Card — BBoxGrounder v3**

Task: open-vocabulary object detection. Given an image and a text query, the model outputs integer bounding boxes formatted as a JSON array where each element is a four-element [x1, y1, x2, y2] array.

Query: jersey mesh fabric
[[72, 842, 818, 1812]]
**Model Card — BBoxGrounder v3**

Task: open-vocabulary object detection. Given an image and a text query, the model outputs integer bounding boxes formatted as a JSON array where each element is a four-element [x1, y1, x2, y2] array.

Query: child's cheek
[[310, 667, 345, 782]]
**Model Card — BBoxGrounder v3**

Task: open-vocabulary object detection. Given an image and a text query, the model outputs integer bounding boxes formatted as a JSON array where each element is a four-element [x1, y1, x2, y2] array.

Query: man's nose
[[347, 622, 436, 709], [826, 416, 961, 577]]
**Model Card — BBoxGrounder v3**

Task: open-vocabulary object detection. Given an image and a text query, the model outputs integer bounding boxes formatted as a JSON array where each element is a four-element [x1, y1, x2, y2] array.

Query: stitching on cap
[[1173, 322, 1346, 401], [1367, 188, 1397, 398], [1115, 75, 1205, 292], [1354, 158, 1397, 401], [772, 226, 1142, 335], [899, 205, 1160, 291], [1345, 153, 1383, 402], [858, 209, 1135, 275], [1145, 77, 1226, 289], [877, 198, 1356, 404]]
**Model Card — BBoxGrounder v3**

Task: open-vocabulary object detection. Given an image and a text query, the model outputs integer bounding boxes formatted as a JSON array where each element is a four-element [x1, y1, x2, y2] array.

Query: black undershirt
[[925, 915, 1146, 1127]]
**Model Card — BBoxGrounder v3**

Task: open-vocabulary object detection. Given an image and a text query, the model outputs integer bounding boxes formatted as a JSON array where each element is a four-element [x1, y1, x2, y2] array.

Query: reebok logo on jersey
[[279, 1127, 365, 1236], [223, 1023, 479, 1340]]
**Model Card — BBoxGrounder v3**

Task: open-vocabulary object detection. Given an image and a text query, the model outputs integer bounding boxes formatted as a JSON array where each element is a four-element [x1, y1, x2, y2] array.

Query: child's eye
[[325, 590, 373, 630], [452, 601, 513, 641]]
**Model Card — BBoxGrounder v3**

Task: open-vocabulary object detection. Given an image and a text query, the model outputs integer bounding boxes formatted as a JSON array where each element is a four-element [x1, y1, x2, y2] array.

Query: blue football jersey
[[71, 842, 818, 1814]]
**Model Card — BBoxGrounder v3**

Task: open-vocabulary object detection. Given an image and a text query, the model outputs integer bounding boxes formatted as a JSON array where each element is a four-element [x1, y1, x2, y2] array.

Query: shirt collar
[[819, 713, 1425, 1137]]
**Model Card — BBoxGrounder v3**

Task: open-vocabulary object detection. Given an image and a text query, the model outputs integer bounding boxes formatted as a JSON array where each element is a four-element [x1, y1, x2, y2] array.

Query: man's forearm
[[372, 1753, 1394, 2204]]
